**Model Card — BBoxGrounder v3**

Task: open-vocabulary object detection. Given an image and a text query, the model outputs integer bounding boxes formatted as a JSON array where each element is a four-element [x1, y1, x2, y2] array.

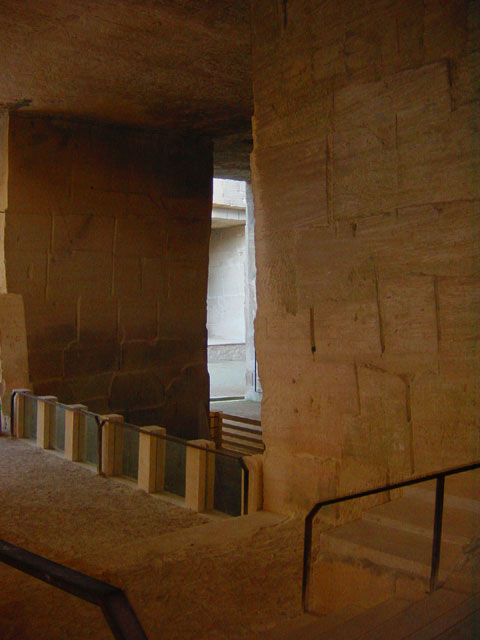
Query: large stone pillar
[[0, 113, 30, 429], [251, 0, 480, 515]]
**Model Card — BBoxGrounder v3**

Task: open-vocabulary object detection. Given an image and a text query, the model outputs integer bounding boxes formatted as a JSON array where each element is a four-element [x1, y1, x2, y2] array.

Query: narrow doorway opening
[[207, 179, 261, 405]]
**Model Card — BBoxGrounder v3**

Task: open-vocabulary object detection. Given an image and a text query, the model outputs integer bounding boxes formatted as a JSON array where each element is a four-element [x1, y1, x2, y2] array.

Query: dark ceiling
[[0, 0, 253, 179]]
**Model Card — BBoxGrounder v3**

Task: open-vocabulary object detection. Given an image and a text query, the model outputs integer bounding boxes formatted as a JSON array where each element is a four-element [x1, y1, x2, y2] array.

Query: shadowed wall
[[6, 114, 213, 438]]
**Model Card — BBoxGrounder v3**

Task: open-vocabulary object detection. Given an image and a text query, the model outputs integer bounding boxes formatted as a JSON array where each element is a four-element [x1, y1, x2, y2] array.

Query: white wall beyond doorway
[[207, 224, 246, 345], [207, 179, 247, 398]]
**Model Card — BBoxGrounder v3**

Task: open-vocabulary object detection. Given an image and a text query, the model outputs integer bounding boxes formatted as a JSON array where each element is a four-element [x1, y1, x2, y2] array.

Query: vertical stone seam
[[408, 392, 415, 475], [342, 24, 349, 75], [399, 374, 412, 424], [44, 253, 51, 300], [140, 256, 145, 292], [111, 217, 118, 297], [0, 111, 8, 293], [373, 263, 386, 353], [433, 275, 441, 352], [44, 214, 55, 300], [326, 135, 334, 225], [406, 378, 414, 476], [49, 212, 55, 253], [309, 307, 316, 357], [446, 58, 456, 111], [275, 0, 287, 33], [354, 360, 362, 415], [75, 295, 81, 343], [67, 136, 73, 207], [155, 297, 161, 341], [394, 114, 400, 197], [116, 300, 122, 364], [398, 373, 415, 475]]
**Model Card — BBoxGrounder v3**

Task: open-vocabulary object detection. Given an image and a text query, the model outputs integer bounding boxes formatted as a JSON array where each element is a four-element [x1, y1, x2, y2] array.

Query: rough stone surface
[[0, 111, 7, 293], [0, 2, 251, 134], [0, 438, 303, 640], [0, 293, 30, 405], [5, 114, 213, 438], [0, 1, 252, 180], [251, 0, 480, 515]]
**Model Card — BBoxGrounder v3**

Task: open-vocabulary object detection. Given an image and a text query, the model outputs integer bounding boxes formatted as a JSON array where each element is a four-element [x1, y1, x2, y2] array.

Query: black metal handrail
[[0, 539, 147, 639], [10, 390, 249, 515], [302, 460, 480, 612]]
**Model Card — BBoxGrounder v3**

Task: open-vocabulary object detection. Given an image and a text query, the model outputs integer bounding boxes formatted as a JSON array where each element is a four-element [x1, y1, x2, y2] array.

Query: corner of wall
[[0, 110, 8, 294]]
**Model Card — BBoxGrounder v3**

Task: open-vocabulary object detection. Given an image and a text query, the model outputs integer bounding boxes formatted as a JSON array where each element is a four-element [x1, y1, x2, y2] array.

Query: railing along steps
[[305, 489, 480, 615]]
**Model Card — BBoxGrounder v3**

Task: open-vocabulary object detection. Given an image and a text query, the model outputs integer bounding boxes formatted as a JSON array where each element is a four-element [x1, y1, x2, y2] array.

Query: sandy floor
[[0, 437, 304, 640], [1, 438, 478, 639]]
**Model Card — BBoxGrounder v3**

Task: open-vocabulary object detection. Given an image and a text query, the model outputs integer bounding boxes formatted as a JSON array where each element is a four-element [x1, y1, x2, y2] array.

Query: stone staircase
[[264, 478, 480, 639], [310, 480, 479, 609], [265, 588, 479, 639]]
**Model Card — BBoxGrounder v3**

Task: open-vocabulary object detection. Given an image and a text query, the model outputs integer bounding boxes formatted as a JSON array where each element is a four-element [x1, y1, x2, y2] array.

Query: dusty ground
[[0, 437, 304, 639], [1, 438, 478, 639], [0, 439, 210, 566]]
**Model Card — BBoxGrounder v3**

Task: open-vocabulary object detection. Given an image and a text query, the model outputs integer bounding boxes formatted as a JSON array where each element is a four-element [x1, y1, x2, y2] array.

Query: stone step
[[405, 485, 480, 514], [362, 496, 479, 545], [261, 608, 364, 640], [358, 587, 479, 640], [291, 584, 479, 640], [320, 519, 464, 579], [263, 598, 412, 639], [404, 474, 480, 514]]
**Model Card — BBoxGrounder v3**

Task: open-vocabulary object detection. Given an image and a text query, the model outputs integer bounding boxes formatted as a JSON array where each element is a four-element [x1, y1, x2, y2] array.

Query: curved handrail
[[0, 539, 147, 639], [302, 460, 480, 611]]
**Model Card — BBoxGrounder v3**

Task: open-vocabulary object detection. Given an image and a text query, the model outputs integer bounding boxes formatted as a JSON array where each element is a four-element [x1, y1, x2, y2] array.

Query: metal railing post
[[10, 390, 17, 437], [10, 389, 32, 438], [302, 505, 321, 612], [95, 416, 105, 476], [302, 514, 313, 611], [240, 458, 249, 516], [429, 474, 445, 592]]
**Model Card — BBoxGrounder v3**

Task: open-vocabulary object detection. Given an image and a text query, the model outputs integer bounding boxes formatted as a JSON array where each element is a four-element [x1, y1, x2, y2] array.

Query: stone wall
[[251, 0, 480, 514], [6, 114, 212, 438], [207, 224, 246, 344], [0, 111, 7, 293]]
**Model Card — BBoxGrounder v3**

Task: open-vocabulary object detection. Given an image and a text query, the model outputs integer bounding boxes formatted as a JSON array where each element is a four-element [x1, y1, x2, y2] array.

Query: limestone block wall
[[251, 0, 479, 514], [6, 114, 212, 438], [0, 111, 8, 293]]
